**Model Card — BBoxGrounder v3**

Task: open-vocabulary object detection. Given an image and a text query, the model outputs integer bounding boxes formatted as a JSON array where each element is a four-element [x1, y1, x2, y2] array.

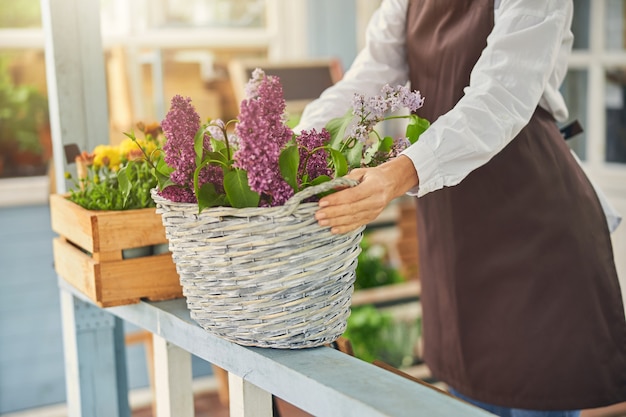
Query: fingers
[[315, 156, 419, 234], [315, 170, 391, 234]]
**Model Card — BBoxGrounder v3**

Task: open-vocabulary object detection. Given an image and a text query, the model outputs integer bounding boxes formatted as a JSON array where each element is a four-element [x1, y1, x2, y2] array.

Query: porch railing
[[59, 279, 493, 417]]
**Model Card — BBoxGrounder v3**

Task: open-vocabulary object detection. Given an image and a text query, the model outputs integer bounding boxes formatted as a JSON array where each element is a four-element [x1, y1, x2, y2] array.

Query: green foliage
[[344, 305, 395, 363], [67, 160, 157, 210], [0, 56, 49, 154], [223, 168, 259, 208], [67, 126, 163, 210], [355, 237, 405, 291], [343, 236, 419, 366], [406, 114, 430, 144], [278, 143, 300, 192]]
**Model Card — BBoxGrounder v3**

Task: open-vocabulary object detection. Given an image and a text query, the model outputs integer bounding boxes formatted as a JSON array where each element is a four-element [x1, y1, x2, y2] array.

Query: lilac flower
[[399, 87, 425, 112], [161, 95, 199, 191], [347, 84, 425, 147], [206, 119, 226, 142], [234, 70, 294, 206], [297, 128, 332, 181], [159, 185, 196, 204], [389, 136, 411, 157], [244, 68, 266, 98], [160, 95, 223, 203]]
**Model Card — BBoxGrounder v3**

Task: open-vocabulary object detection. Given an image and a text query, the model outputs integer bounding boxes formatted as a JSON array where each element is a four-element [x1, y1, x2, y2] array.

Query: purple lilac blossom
[[234, 70, 294, 206], [160, 95, 223, 203], [159, 185, 196, 204], [296, 128, 332, 182]]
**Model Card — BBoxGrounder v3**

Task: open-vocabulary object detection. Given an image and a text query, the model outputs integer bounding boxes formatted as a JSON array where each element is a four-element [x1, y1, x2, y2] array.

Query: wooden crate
[[50, 194, 182, 307]]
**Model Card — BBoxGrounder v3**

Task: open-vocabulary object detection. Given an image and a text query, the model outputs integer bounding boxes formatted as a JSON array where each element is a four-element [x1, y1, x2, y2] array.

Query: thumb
[[346, 168, 367, 183]]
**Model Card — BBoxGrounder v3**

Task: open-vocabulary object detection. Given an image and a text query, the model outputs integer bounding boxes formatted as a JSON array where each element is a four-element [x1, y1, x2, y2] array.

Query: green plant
[[66, 123, 162, 210], [344, 305, 395, 363], [344, 304, 422, 367], [66, 160, 157, 211], [355, 236, 405, 291], [343, 235, 418, 365], [0, 56, 49, 155]]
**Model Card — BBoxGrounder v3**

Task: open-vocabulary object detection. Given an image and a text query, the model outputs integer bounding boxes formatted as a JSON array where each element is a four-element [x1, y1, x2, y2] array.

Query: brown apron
[[406, 0, 626, 410]]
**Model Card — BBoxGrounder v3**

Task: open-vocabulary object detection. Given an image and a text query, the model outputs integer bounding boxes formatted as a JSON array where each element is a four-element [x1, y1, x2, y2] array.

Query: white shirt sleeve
[[296, 0, 574, 199], [403, 0, 573, 196], [295, 0, 410, 132]]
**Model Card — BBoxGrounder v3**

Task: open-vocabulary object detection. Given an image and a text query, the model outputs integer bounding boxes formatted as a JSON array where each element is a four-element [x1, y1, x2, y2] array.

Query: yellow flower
[[120, 137, 159, 161], [93, 145, 122, 170]]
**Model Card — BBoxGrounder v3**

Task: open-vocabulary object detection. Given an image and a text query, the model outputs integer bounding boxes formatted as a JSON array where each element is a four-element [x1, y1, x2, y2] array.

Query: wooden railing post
[[153, 334, 194, 417], [60, 290, 130, 417], [228, 372, 273, 417]]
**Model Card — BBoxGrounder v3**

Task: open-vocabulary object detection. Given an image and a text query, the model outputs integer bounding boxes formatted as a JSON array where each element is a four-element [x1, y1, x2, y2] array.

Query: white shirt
[[296, 0, 574, 198]]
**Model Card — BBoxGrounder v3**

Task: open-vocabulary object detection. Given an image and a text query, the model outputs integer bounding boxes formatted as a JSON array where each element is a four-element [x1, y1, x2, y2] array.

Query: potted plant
[[49, 123, 182, 307], [145, 68, 429, 348], [0, 57, 50, 177]]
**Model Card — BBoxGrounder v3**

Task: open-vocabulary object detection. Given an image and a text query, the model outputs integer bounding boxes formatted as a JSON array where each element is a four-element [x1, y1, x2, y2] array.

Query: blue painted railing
[[59, 279, 494, 417]]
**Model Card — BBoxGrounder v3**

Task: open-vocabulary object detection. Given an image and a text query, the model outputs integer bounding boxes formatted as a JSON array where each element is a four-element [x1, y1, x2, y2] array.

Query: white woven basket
[[151, 177, 364, 348]]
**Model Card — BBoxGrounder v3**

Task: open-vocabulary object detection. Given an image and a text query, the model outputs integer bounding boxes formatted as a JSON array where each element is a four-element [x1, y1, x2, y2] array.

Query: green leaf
[[363, 139, 382, 166], [117, 166, 132, 207], [406, 115, 430, 144], [278, 144, 300, 192], [309, 175, 331, 186], [325, 109, 354, 150], [204, 151, 229, 166], [380, 136, 394, 153], [223, 169, 260, 208], [123, 131, 137, 141], [197, 182, 227, 212], [193, 126, 206, 167], [210, 136, 226, 153], [346, 140, 364, 168], [154, 157, 175, 191], [329, 148, 348, 178]]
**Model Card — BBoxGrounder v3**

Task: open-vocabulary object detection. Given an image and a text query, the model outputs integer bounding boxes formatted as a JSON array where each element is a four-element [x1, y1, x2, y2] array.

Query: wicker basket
[[151, 177, 364, 348]]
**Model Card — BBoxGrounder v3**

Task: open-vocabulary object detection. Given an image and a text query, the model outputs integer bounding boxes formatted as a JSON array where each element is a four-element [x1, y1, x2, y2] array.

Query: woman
[[297, 1, 626, 416]]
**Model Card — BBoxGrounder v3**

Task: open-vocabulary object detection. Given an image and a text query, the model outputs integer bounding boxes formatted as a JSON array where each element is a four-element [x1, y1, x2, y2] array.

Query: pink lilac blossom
[[234, 70, 294, 206], [160, 95, 223, 203], [159, 185, 196, 204], [296, 128, 332, 182]]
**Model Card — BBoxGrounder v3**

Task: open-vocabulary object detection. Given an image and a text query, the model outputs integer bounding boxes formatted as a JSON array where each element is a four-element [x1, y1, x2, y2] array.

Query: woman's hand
[[315, 155, 419, 234]]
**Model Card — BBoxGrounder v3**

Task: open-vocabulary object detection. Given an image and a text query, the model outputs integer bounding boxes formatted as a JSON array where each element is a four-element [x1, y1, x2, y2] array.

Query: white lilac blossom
[[347, 84, 424, 145]]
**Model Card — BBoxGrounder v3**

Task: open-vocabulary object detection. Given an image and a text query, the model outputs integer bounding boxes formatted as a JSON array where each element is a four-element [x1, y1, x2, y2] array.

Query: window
[[0, 0, 276, 200], [566, 0, 626, 303]]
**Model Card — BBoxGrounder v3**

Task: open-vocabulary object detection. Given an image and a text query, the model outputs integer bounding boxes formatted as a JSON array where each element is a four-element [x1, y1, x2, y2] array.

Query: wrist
[[379, 155, 420, 198]]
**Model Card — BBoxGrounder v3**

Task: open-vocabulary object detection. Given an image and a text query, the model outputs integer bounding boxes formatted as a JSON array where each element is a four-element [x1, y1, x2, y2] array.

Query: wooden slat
[[50, 194, 99, 253], [50, 194, 182, 307], [53, 238, 182, 307], [53, 237, 98, 301], [352, 281, 420, 306], [50, 194, 168, 254], [91, 207, 168, 252]]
